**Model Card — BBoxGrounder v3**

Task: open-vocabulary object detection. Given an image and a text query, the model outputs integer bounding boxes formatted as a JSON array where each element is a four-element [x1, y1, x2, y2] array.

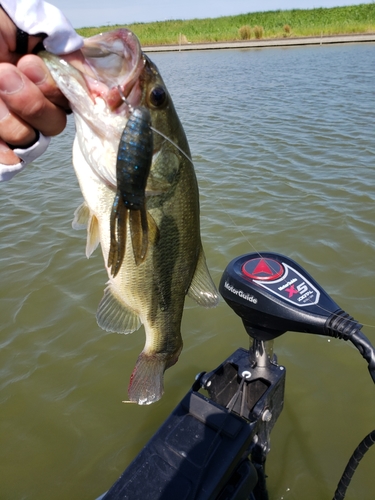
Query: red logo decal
[[252, 259, 274, 276], [285, 285, 298, 298], [242, 257, 284, 281]]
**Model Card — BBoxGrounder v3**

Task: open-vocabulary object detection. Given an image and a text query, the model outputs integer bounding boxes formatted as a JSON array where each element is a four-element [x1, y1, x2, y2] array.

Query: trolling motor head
[[219, 252, 359, 341], [219, 252, 375, 383]]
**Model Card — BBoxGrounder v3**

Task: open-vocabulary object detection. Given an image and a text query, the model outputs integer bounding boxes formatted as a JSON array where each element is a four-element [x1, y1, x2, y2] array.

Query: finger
[[17, 55, 70, 110], [0, 95, 37, 147], [0, 63, 67, 138], [0, 138, 20, 165]]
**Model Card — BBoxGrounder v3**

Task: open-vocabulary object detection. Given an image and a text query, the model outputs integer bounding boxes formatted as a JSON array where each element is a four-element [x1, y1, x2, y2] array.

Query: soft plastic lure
[[108, 106, 153, 276]]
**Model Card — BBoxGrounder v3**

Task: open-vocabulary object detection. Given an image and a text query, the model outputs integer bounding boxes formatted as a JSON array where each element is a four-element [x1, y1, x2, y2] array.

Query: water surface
[[1, 42, 375, 499]]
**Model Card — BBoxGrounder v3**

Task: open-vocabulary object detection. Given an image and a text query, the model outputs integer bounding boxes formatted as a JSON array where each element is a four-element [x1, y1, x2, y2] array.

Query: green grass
[[77, 4, 375, 46]]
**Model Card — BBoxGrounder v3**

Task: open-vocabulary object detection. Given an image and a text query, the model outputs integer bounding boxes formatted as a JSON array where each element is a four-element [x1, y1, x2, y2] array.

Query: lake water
[[1, 42, 374, 499]]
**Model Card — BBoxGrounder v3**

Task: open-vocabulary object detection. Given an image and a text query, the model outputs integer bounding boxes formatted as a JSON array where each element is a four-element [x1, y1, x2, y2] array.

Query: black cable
[[324, 313, 375, 499], [333, 429, 375, 500], [325, 310, 375, 384], [348, 330, 375, 384]]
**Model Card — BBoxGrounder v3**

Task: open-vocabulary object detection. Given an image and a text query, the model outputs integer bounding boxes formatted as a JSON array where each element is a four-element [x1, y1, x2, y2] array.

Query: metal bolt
[[262, 409, 272, 422]]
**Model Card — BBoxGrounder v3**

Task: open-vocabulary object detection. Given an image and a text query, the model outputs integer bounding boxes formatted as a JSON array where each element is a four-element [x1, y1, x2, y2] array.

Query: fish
[[41, 29, 219, 405]]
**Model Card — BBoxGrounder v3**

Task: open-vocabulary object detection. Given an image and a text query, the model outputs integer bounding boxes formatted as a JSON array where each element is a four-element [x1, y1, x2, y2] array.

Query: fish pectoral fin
[[86, 214, 100, 258], [72, 202, 100, 258], [96, 282, 142, 334], [129, 206, 148, 266], [108, 195, 127, 277], [72, 202, 90, 230], [187, 246, 220, 308]]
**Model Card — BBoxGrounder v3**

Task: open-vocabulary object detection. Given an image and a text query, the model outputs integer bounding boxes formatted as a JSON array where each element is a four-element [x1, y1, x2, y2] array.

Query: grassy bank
[[77, 4, 375, 46]]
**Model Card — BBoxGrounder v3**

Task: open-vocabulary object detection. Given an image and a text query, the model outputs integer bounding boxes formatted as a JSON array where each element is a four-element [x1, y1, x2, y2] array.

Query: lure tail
[[129, 205, 149, 266], [108, 194, 127, 277], [108, 195, 159, 276]]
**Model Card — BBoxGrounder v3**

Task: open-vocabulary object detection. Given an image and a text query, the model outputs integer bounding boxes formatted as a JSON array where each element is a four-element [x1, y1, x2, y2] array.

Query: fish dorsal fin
[[86, 214, 100, 258], [96, 282, 142, 334], [187, 246, 220, 308], [72, 202, 90, 230]]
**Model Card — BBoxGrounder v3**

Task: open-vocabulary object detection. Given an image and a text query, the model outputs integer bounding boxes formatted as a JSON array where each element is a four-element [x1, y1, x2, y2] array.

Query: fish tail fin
[[128, 352, 167, 405], [108, 194, 127, 277]]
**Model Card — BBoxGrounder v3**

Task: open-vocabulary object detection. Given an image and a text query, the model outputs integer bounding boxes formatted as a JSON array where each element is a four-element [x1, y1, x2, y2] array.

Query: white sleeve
[[0, 132, 51, 181], [1, 0, 83, 54]]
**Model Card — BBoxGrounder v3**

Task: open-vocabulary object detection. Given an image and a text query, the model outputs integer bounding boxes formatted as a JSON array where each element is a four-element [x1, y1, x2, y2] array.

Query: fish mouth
[[70, 29, 145, 112]]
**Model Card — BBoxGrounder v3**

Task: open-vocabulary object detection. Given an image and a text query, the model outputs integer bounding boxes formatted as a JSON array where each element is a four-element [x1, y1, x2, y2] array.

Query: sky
[[48, 0, 374, 29]]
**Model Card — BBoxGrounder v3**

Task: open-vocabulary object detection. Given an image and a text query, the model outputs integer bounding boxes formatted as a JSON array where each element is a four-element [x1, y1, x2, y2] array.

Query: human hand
[[0, 6, 71, 167]]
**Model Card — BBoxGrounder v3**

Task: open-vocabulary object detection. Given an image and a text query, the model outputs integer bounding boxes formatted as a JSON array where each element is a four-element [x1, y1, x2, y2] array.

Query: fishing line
[[117, 85, 135, 113]]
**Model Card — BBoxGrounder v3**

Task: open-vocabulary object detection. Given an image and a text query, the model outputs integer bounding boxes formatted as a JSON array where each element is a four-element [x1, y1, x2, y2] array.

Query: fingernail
[[0, 99, 10, 120], [0, 71, 24, 94]]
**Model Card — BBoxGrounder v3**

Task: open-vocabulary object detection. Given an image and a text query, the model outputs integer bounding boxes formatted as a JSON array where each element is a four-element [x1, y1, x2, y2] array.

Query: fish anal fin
[[72, 201, 90, 230], [86, 214, 100, 258], [187, 246, 219, 308], [96, 282, 141, 334]]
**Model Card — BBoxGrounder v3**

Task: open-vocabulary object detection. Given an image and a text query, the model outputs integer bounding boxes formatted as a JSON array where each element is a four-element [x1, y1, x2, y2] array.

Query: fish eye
[[149, 86, 167, 107]]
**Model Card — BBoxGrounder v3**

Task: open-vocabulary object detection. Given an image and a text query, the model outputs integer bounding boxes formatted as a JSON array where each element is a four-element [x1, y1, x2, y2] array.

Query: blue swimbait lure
[[108, 106, 153, 276]]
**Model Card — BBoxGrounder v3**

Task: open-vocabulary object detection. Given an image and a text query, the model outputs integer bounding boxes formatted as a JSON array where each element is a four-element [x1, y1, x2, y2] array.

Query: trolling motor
[[98, 252, 375, 500], [220, 252, 375, 383]]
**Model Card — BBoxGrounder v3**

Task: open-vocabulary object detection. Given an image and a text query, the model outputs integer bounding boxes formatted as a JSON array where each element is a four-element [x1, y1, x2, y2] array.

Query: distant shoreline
[[143, 33, 375, 53]]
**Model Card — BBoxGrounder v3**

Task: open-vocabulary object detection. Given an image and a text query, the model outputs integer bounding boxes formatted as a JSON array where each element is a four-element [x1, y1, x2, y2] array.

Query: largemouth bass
[[41, 29, 219, 405]]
